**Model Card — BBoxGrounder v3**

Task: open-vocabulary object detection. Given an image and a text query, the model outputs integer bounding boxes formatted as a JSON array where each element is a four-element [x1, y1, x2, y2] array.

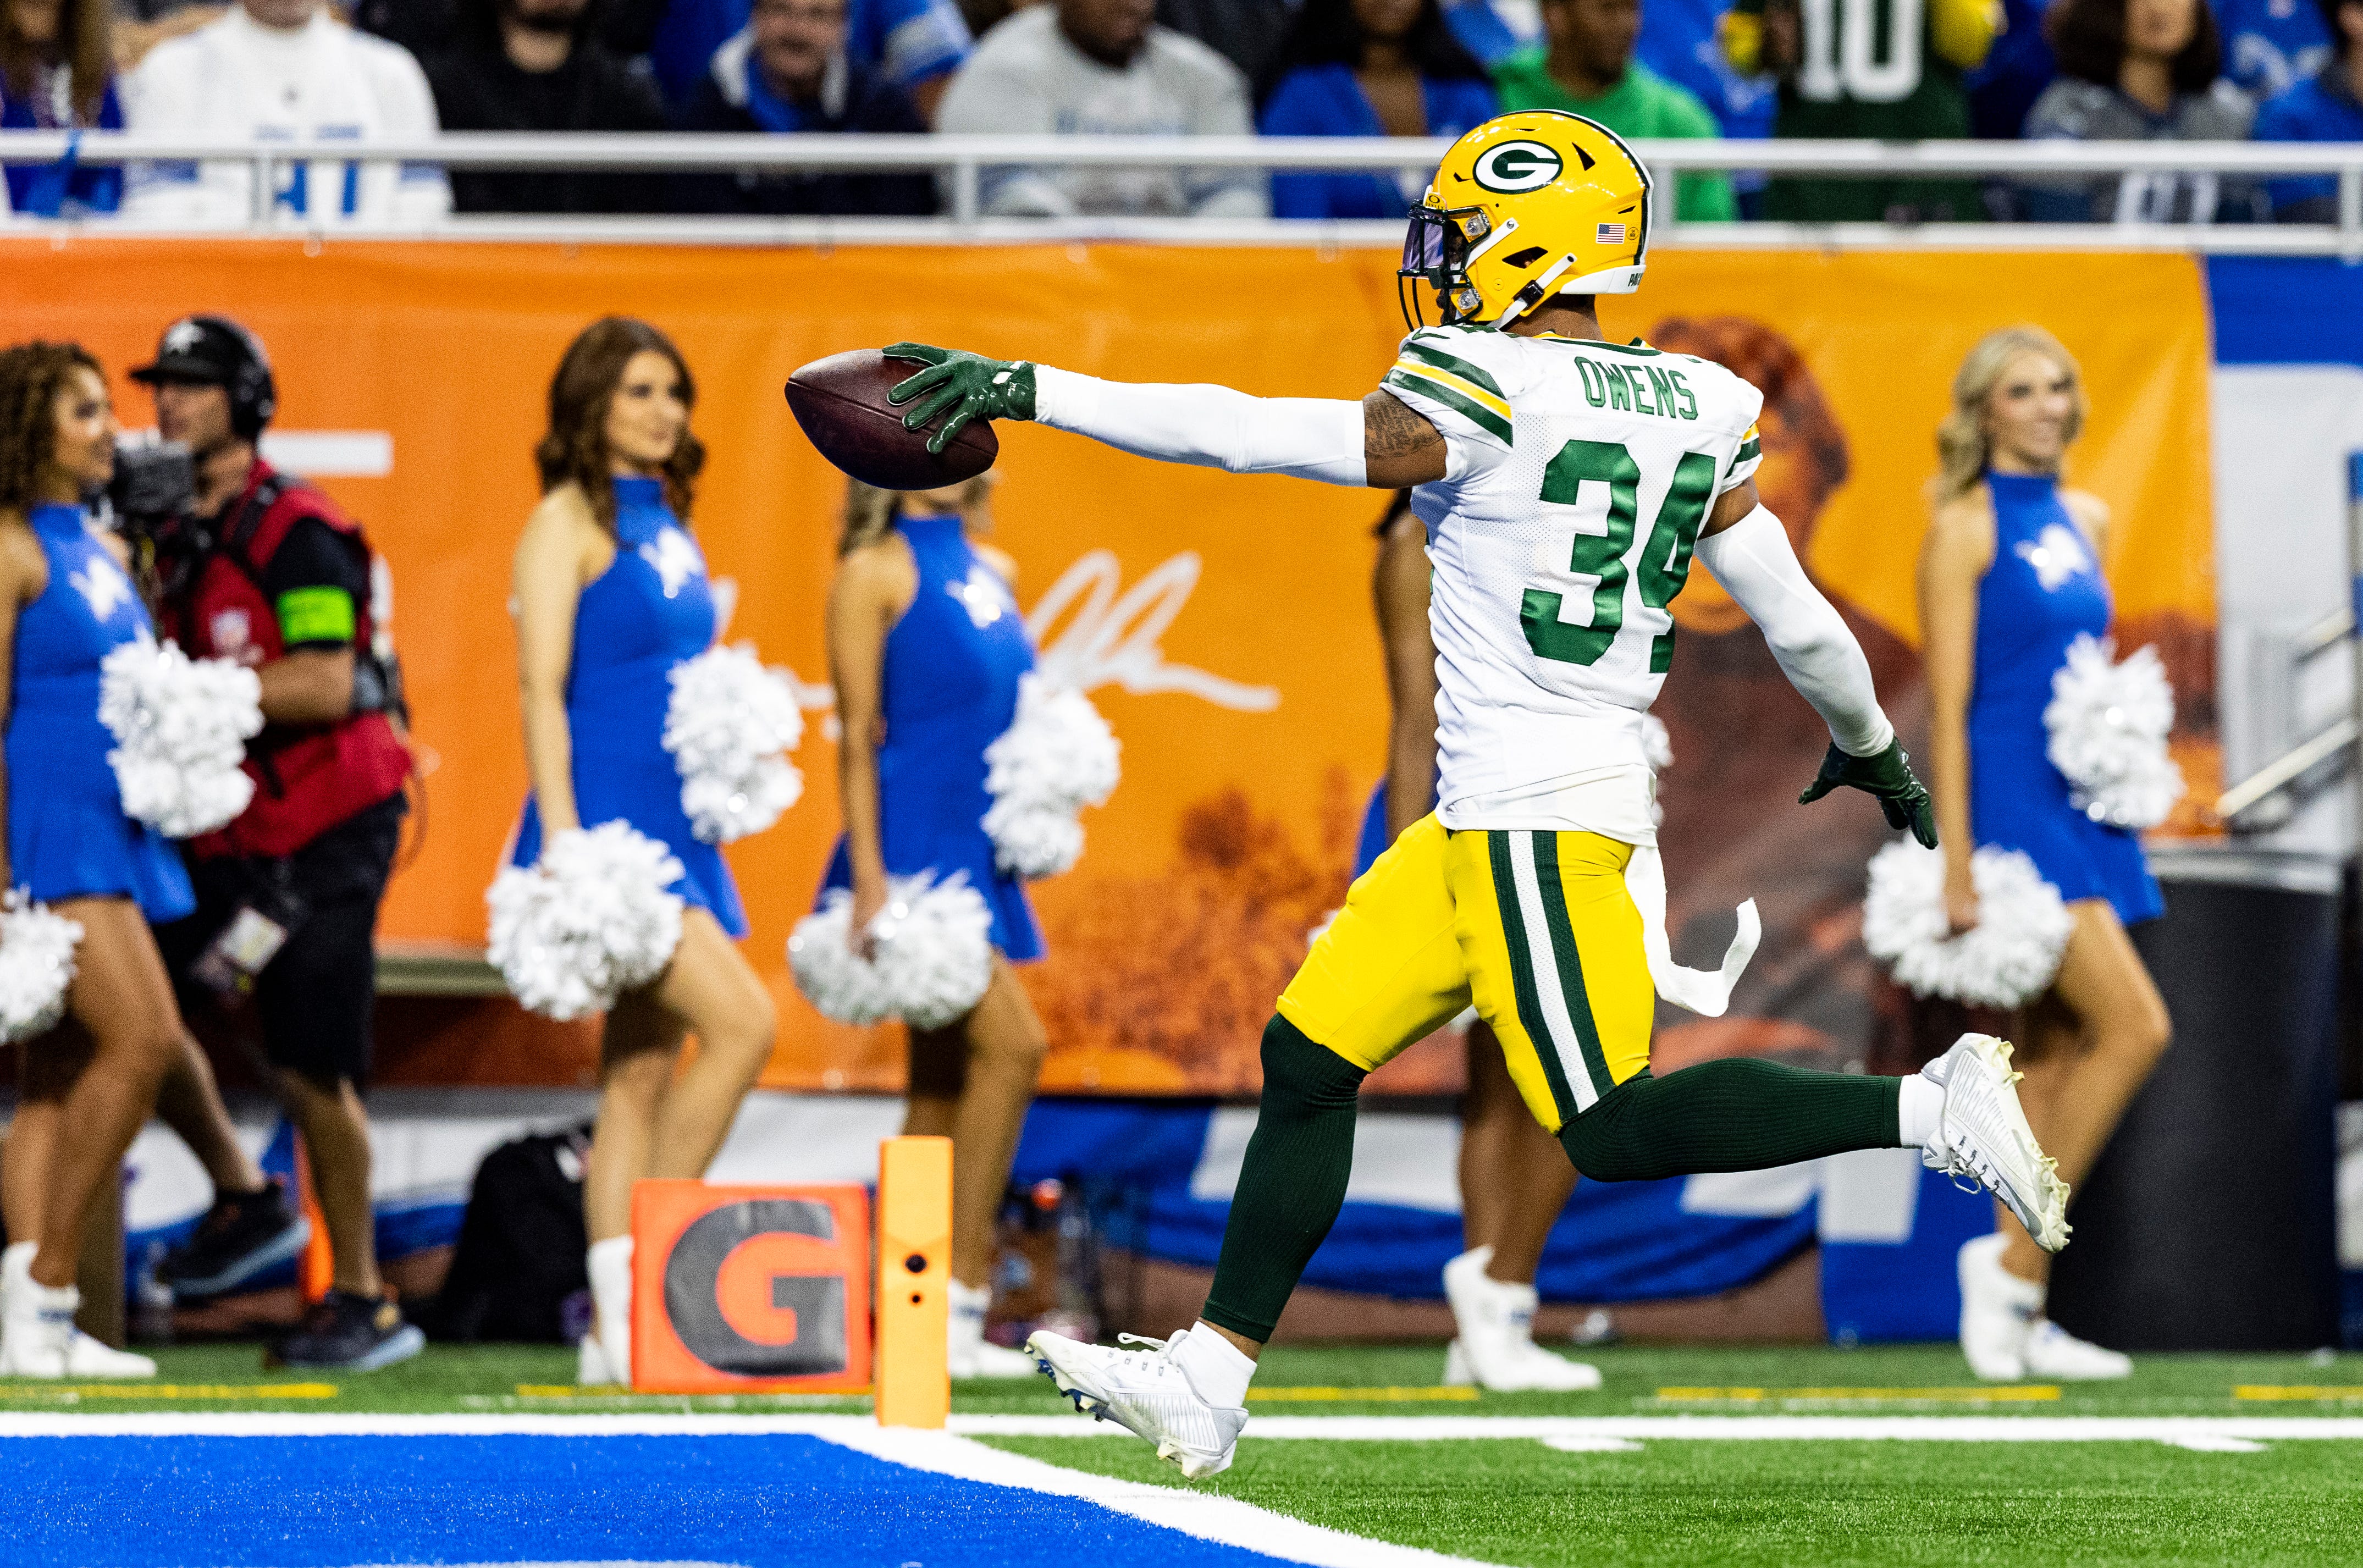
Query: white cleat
[[1440, 1246, 1603, 1393], [947, 1280, 1042, 1379], [0, 1243, 78, 1379], [2022, 1319, 2133, 1381], [1442, 1336, 1603, 1392], [1027, 1328, 1247, 1480], [951, 1335, 1045, 1380], [576, 1331, 612, 1387], [65, 1330, 155, 1378], [1957, 1232, 2037, 1381], [1920, 1034, 2071, 1252]]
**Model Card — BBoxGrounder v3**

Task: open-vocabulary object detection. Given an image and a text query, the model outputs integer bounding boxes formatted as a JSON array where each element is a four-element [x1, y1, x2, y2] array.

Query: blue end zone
[[8, 1434, 1291, 1568]]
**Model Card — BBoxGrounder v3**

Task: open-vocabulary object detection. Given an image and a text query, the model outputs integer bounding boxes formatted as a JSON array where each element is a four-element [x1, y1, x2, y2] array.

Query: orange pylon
[[291, 1133, 333, 1304]]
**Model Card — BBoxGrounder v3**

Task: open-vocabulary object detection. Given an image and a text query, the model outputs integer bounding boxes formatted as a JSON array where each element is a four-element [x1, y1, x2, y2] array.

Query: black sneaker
[[158, 1178, 312, 1298], [270, 1289, 426, 1372]]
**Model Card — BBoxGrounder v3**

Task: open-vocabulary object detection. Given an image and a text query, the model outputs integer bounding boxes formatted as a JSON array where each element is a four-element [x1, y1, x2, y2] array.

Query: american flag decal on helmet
[[1597, 222, 1628, 245]]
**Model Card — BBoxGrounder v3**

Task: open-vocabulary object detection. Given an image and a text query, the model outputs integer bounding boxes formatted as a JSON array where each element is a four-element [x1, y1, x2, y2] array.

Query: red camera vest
[[169, 461, 411, 860]]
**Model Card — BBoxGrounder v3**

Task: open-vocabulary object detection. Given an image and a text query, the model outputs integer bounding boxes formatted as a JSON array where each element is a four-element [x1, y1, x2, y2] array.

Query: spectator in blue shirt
[[2254, 0, 2363, 220], [2218, 0, 2332, 103], [1632, 0, 1773, 137], [677, 0, 936, 213], [640, 0, 969, 118], [1259, 0, 1495, 219], [1, 0, 123, 217]]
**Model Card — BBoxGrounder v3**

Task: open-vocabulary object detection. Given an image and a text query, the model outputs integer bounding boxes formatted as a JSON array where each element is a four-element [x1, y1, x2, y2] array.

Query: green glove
[[1798, 738, 1937, 848], [883, 343, 1037, 455]]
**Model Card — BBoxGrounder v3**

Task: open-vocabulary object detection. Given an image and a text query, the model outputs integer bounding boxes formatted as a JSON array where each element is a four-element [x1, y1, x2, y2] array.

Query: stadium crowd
[[0, 0, 2356, 221]]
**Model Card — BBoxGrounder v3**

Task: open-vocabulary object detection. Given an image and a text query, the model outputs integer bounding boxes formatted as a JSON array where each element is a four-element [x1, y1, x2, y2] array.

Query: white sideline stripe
[[827, 1425, 1501, 1568], [7, 1412, 2363, 1444], [946, 1414, 2363, 1443]]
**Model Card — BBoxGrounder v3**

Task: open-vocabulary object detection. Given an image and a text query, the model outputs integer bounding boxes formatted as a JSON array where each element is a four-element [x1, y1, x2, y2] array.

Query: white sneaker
[[947, 1279, 1041, 1379], [576, 1332, 612, 1387], [1920, 1035, 2071, 1252], [586, 1236, 634, 1388], [1440, 1246, 1604, 1392], [2022, 1318, 2133, 1381], [1443, 1336, 1603, 1392], [0, 1245, 76, 1379], [65, 1331, 155, 1378], [1027, 1328, 1249, 1480], [1957, 1232, 2038, 1381]]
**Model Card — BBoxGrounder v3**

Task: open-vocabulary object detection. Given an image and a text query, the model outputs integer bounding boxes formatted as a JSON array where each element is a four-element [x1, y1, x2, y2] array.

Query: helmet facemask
[[1398, 205, 1493, 330]]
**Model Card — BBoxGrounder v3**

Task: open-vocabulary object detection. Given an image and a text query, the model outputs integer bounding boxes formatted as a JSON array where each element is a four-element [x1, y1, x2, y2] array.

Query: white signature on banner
[[1025, 549, 1279, 712], [755, 549, 1279, 738]]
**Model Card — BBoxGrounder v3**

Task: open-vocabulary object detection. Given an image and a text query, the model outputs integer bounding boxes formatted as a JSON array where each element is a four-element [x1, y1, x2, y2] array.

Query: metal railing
[[5, 131, 2363, 250]]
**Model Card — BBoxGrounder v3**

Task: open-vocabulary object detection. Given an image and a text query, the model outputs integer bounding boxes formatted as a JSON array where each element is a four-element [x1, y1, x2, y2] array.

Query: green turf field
[[11, 1341, 2363, 1565], [6, 1340, 2360, 1418]]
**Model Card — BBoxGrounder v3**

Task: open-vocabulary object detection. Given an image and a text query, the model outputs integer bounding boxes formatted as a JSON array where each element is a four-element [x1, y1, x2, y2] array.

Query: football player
[[885, 109, 2068, 1480]]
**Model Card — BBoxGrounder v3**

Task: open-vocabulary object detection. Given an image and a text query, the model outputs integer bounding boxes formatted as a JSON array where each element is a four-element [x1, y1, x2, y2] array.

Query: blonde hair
[[837, 473, 995, 556], [1935, 326, 2088, 501]]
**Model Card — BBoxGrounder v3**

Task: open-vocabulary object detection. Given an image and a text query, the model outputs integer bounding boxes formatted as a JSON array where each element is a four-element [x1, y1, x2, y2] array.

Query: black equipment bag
[[424, 1123, 593, 1344]]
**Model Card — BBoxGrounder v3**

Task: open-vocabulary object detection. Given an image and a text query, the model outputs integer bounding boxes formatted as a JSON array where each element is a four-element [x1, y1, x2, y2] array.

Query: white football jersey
[[1382, 325, 1764, 845], [119, 8, 450, 231]]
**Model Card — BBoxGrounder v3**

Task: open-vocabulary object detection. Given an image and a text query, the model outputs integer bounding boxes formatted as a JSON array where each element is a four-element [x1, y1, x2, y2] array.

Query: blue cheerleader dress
[[5, 504, 194, 921], [511, 476, 747, 938], [820, 510, 1043, 962], [1967, 471, 2164, 926]]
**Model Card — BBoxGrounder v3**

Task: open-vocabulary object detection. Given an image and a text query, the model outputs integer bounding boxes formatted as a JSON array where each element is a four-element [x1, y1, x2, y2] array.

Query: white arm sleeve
[[1692, 505, 1895, 757], [1032, 366, 1367, 487]]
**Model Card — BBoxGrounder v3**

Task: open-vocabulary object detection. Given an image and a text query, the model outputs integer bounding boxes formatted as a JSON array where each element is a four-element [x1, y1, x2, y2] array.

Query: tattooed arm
[[1362, 390, 1449, 489]]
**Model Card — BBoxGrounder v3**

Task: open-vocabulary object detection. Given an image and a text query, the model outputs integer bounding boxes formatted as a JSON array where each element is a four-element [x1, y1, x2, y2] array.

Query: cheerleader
[[509, 318, 777, 1387], [0, 341, 279, 1376], [1359, 490, 1597, 1391], [1919, 325, 2172, 1381], [822, 477, 1047, 1379]]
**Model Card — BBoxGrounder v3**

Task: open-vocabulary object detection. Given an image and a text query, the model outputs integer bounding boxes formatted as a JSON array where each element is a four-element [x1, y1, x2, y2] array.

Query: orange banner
[[2, 239, 2215, 1094]]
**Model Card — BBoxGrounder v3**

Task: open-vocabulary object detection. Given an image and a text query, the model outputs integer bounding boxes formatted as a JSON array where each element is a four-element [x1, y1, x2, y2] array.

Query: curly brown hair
[[0, 340, 100, 517], [534, 317, 705, 531]]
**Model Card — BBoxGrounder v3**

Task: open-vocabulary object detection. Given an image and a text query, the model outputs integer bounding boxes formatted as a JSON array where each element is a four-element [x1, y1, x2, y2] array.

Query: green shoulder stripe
[[1735, 436, 1762, 464], [1400, 336, 1508, 400], [1385, 368, 1514, 445]]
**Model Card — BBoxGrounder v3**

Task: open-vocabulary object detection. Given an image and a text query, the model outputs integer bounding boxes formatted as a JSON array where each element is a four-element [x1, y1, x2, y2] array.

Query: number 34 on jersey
[[1382, 324, 1765, 710]]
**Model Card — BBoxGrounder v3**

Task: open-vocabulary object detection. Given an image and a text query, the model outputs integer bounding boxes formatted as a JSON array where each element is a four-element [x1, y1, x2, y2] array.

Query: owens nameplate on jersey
[[1571, 356, 1701, 421]]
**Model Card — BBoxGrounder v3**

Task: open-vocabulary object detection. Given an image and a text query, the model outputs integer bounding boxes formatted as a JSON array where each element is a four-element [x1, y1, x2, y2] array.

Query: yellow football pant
[[1277, 815, 1654, 1135]]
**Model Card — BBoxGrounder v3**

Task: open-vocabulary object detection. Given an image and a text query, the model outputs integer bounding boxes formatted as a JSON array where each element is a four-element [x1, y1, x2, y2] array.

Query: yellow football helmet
[[1398, 111, 1653, 330]]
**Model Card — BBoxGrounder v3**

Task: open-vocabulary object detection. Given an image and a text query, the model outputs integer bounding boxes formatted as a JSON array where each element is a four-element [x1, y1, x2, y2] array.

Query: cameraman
[[132, 316, 422, 1372]]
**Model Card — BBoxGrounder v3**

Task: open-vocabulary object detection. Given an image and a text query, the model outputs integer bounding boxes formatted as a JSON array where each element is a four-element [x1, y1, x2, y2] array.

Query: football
[[783, 349, 999, 492]]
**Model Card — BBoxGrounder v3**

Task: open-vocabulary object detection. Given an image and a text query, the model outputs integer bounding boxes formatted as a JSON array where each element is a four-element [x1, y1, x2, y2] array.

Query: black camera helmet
[[130, 316, 277, 442]]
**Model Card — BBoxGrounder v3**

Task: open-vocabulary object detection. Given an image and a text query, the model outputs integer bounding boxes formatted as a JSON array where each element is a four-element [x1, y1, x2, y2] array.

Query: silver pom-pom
[[0, 891, 81, 1045], [663, 643, 805, 845], [1863, 838, 2072, 1009], [99, 639, 263, 838], [2044, 634, 2184, 831], [981, 675, 1120, 880], [487, 822, 686, 1021], [787, 870, 993, 1030]]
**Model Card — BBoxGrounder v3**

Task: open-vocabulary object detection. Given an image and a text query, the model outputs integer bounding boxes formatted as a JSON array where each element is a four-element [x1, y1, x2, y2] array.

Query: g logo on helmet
[[1472, 141, 1564, 194]]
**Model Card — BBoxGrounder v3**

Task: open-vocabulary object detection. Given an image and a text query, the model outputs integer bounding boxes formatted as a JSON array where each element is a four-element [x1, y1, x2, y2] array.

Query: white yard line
[[829, 1425, 1501, 1568]]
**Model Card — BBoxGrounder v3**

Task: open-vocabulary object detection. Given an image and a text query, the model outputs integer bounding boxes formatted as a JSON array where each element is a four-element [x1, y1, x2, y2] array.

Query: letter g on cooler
[[630, 1181, 872, 1393]]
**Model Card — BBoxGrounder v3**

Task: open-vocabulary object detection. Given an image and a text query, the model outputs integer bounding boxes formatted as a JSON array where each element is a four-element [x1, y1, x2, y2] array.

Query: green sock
[[1559, 1058, 1902, 1182], [1200, 1015, 1366, 1344]]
